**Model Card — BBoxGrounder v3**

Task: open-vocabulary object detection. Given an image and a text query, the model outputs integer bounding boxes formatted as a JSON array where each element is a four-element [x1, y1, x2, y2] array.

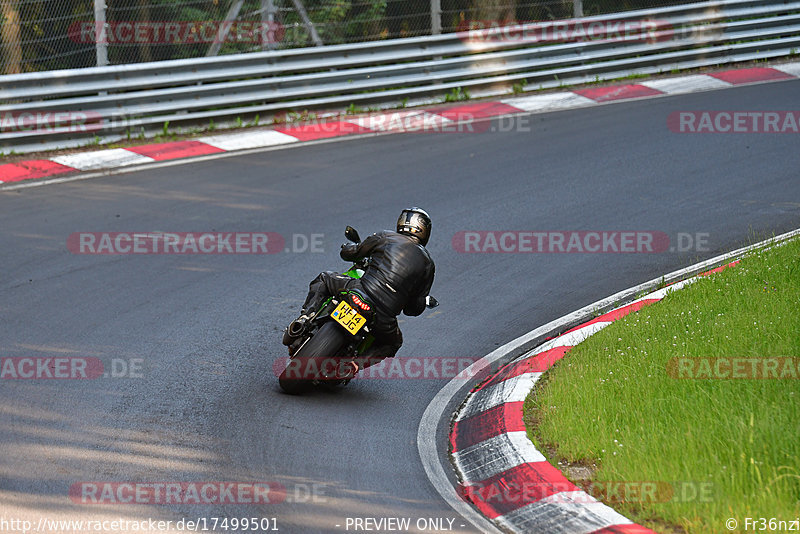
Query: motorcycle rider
[[283, 207, 435, 373]]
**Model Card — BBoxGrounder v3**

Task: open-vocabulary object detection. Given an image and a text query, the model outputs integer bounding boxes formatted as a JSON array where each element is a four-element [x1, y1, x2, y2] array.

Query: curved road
[[1, 79, 798, 533]]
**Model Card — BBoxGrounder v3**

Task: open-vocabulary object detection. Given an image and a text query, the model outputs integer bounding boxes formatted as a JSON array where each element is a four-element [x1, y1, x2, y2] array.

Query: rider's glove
[[340, 243, 357, 261]]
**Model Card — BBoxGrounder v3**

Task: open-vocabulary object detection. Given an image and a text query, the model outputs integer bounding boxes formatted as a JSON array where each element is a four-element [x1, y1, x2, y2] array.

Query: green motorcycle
[[278, 226, 437, 394]]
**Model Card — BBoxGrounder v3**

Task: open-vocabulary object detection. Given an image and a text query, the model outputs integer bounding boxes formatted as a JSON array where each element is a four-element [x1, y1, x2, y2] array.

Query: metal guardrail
[[1, 0, 799, 154]]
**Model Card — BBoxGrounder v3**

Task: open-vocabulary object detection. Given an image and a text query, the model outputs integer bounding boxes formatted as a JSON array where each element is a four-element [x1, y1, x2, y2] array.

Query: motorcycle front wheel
[[278, 321, 348, 394]]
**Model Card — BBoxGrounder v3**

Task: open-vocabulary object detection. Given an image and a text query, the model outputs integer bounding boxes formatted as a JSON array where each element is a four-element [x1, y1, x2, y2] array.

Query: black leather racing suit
[[301, 230, 435, 367]]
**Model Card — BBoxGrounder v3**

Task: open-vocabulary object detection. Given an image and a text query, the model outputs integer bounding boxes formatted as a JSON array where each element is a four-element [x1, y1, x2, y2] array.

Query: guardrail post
[[94, 0, 108, 67], [431, 0, 441, 35], [262, 0, 277, 50], [573, 0, 583, 18]]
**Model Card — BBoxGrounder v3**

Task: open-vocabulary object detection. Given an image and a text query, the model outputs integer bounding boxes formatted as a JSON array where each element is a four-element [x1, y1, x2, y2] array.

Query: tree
[[469, 0, 514, 23], [2, 0, 23, 74]]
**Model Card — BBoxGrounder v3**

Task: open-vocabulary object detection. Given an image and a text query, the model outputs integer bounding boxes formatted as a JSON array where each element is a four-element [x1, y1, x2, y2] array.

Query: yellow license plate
[[331, 300, 366, 335]]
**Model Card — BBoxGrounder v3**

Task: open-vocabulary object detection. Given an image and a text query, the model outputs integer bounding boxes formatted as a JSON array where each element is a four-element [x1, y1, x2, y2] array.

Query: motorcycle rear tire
[[278, 321, 348, 394]]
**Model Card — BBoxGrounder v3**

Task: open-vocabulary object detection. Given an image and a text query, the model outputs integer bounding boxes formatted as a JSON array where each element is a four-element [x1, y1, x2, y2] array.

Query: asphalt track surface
[[1, 79, 798, 534]]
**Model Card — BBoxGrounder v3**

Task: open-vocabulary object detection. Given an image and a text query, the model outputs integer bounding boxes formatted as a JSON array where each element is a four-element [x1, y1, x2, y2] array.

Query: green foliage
[[609, 72, 650, 83], [346, 102, 363, 115], [444, 86, 470, 102], [282, 0, 388, 46]]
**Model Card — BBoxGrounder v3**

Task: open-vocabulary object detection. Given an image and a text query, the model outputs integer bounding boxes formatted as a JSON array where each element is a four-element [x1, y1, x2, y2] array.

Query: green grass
[[444, 86, 470, 103], [346, 103, 364, 115], [602, 72, 652, 84], [525, 237, 800, 533], [511, 79, 528, 95]]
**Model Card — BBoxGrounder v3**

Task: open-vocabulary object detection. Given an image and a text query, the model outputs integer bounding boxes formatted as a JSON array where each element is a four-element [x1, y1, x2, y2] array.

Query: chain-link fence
[[2, 0, 695, 74]]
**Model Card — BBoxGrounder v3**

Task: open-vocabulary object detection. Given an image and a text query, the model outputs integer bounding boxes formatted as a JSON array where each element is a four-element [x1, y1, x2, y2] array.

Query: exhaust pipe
[[287, 319, 307, 338], [282, 320, 307, 346]]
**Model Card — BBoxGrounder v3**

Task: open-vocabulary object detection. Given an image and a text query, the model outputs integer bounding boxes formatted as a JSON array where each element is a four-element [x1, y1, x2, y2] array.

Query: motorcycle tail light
[[350, 293, 371, 312]]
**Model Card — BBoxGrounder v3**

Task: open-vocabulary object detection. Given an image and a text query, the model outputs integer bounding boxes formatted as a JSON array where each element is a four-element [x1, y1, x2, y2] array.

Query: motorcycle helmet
[[397, 207, 432, 246]]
